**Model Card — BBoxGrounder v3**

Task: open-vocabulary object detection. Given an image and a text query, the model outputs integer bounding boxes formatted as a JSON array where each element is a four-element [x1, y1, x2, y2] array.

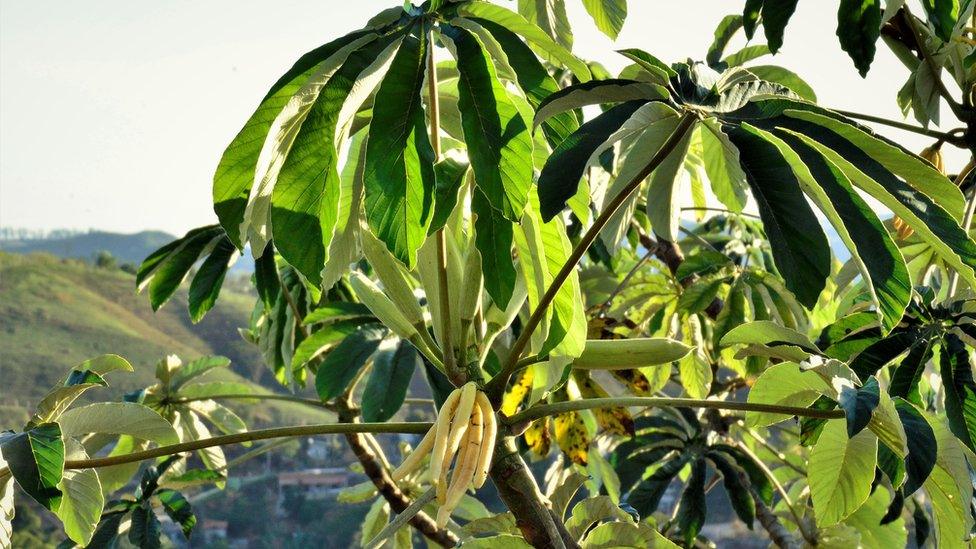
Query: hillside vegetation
[[0, 252, 329, 428]]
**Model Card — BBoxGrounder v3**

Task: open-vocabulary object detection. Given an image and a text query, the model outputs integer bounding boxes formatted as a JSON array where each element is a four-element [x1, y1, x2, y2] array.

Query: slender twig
[[740, 425, 807, 476], [680, 206, 762, 220], [949, 157, 976, 297], [678, 226, 721, 253], [58, 423, 431, 470], [735, 441, 816, 545], [832, 109, 965, 144], [502, 397, 845, 427], [486, 111, 700, 404], [902, 7, 968, 122], [599, 248, 654, 313], [169, 393, 336, 411], [365, 487, 438, 549], [275, 265, 310, 339]]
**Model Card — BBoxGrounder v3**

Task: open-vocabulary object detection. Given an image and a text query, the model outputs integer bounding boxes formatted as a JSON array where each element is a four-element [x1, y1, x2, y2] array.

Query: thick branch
[[487, 111, 700, 404], [61, 422, 430, 469], [342, 415, 458, 547], [488, 438, 578, 549], [503, 397, 845, 427]]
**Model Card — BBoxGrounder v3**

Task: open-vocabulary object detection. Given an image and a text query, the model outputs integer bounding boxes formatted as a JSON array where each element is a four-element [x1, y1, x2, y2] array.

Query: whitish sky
[[0, 1, 966, 236]]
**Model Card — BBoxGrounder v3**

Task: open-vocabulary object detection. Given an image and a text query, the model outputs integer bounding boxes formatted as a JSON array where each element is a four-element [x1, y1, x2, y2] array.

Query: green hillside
[[0, 252, 330, 429]]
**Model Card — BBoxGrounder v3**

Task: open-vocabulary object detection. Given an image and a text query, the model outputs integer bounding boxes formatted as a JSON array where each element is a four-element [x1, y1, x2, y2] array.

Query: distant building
[[277, 468, 361, 502], [201, 519, 228, 544]]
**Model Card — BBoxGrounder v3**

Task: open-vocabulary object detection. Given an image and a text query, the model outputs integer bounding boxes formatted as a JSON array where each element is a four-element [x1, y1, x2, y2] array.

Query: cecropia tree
[[3, 1, 976, 548]]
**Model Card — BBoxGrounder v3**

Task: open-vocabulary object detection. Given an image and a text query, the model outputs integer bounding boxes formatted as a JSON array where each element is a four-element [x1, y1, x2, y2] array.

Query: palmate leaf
[[136, 225, 235, 320], [725, 125, 831, 308]]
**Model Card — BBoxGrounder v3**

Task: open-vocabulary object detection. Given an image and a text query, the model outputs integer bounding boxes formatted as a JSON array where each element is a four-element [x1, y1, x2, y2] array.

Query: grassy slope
[[0, 252, 330, 429]]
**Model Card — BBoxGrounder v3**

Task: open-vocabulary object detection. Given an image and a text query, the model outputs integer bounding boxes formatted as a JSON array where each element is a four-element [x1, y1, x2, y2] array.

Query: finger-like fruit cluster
[[390, 382, 497, 527]]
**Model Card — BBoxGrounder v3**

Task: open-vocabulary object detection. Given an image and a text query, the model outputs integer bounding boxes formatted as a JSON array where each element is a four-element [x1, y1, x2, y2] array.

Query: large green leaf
[[361, 340, 419, 422], [939, 333, 976, 452], [920, 0, 960, 41], [842, 488, 907, 547], [187, 237, 238, 322], [136, 225, 226, 312], [212, 29, 377, 247], [272, 35, 401, 283], [894, 398, 936, 495], [323, 130, 367, 290], [923, 410, 975, 545], [773, 113, 976, 289], [533, 80, 664, 130], [706, 449, 755, 528], [808, 419, 878, 526], [889, 337, 934, 401], [677, 458, 707, 546], [746, 362, 832, 427], [447, 24, 534, 222], [363, 30, 436, 267], [57, 403, 179, 446], [645, 115, 695, 242], [169, 355, 232, 390], [57, 439, 103, 546], [758, 0, 799, 53], [581, 0, 627, 39], [472, 18, 579, 146], [129, 502, 162, 549], [598, 103, 682, 248], [836, 0, 881, 76], [700, 118, 749, 212], [758, 125, 910, 331], [315, 326, 385, 400], [0, 424, 64, 511], [538, 100, 648, 220], [726, 125, 830, 307], [745, 65, 817, 101], [472, 187, 517, 308], [460, 1, 589, 78]]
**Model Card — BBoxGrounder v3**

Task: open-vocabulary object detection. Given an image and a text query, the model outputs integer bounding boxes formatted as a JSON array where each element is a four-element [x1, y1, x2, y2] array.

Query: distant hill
[[0, 229, 176, 265], [0, 228, 255, 274], [0, 252, 327, 429]]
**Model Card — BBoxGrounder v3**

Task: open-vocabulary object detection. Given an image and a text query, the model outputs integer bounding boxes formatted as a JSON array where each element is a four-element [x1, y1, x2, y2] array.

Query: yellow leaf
[[555, 411, 589, 465], [502, 368, 534, 417], [525, 417, 552, 458]]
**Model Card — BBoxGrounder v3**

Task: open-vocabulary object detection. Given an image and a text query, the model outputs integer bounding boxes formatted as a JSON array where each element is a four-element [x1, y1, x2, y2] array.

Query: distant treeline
[[0, 227, 92, 240]]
